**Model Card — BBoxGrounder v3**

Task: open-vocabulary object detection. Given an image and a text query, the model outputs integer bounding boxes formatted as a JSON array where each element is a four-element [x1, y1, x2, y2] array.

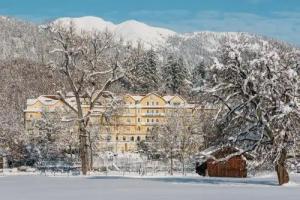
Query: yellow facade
[[24, 93, 199, 153]]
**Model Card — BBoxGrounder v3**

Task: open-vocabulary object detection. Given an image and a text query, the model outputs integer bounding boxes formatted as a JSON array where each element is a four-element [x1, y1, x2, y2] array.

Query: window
[[156, 110, 159, 113], [116, 136, 119, 141], [138, 118, 141, 122], [147, 102, 149, 106], [156, 102, 159, 105], [137, 136, 141, 142], [131, 136, 134, 141], [173, 102, 180, 106], [147, 119, 149, 122], [152, 102, 154, 105], [137, 126, 141, 131], [127, 118, 131, 123], [147, 127, 150, 132], [156, 119, 159, 122], [123, 136, 126, 141], [147, 110, 149, 113], [151, 119, 154, 122]]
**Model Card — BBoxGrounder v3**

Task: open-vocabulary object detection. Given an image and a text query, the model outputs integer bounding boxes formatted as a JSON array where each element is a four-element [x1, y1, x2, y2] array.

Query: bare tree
[[149, 107, 203, 175], [47, 24, 138, 174]]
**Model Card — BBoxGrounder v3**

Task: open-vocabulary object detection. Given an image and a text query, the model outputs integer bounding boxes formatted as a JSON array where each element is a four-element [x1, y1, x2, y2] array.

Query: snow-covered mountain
[[52, 16, 176, 47], [0, 15, 295, 63]]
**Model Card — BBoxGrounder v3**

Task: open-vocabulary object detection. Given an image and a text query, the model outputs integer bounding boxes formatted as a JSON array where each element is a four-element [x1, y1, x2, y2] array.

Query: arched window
[[131, 136, 134, 141], [116, 136, 119, 141], [107, 136, 111, 142], [137, 136, 141, 142], [123, 136, 126, 141]]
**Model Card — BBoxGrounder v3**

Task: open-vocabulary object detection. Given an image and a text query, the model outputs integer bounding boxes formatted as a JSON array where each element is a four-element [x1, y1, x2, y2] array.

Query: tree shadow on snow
[[88, 176, 131, 180], [142, 177, 278, 186], [88, 176, 278, 186]]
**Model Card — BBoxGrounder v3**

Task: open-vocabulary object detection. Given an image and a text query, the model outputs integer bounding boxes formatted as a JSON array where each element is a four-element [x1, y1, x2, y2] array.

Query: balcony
[[140, 122, 160, 126], [141, 113, 165, 117]]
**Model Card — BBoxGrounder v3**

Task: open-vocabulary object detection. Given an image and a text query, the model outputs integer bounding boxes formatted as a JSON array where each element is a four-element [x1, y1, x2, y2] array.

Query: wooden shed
[[197, 146, 252, 178]]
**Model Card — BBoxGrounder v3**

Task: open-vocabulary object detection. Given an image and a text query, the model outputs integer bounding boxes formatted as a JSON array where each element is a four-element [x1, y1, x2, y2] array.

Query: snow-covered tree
[[162, 55, 190, 95], [192, 60, 208, 89], [201, 39, 300, 185], [47, 24, 138, 174], [29, 110, 78, 163], [128, 49, 160, 93]]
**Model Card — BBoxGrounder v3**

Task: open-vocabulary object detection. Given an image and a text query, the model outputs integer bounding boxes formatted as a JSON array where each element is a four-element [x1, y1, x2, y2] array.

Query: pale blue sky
[[0, 0, 299, 45]]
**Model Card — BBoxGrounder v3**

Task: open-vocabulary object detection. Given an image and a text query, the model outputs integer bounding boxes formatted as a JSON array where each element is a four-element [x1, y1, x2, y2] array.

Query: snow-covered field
[[0, 173, 299, 200]]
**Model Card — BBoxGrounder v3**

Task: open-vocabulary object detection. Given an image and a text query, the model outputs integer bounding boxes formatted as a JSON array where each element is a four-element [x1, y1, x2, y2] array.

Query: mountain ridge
[[52, 16, 176, 47]]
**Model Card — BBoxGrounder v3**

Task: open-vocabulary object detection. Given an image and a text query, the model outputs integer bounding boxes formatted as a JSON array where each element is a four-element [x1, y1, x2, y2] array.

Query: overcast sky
[[0, 0, 299, 45]]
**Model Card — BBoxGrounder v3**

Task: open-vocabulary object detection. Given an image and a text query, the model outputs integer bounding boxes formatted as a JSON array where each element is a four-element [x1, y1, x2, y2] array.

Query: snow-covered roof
[[26, 95, 60, 106], [130, 95, 143, 101], [162, 95, 174, 102], [198, 146, 254, 160]]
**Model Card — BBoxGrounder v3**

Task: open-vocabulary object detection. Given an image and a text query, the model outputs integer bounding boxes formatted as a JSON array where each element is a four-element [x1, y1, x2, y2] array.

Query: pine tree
[[162, 55, 189, 94], [130, 49, 160, 93], [192, 61, 207, 88]]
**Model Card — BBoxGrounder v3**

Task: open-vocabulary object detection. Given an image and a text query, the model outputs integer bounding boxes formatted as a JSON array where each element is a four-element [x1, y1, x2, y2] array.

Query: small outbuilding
[[196, 146, 253, 178]]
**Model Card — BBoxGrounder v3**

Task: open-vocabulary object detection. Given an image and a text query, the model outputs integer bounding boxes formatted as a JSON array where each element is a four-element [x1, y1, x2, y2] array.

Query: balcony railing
[[141, 113, 165, 117]]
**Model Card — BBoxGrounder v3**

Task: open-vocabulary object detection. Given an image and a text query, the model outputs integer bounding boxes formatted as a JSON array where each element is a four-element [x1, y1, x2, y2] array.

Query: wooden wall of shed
[[0, 157, 3, 169], [207, 156, 247, 178]]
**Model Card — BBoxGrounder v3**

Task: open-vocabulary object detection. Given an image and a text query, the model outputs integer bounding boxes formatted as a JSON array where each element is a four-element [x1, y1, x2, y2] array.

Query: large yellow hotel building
[[24, 93, 207, 153]]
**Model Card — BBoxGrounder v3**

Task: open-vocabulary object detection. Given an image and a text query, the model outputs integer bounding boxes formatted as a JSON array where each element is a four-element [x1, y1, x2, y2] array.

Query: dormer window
[[173, 102, 180, 106]]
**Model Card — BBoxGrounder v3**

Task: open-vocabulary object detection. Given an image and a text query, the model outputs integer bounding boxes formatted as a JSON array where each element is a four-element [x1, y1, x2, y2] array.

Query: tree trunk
[[170, 151, 173, 175], [79, 124, 89, 175], [182, 160, 185, 175], [181, 155, 185, 175], [275, 149, 289, 185], [88, 130, 93, 171]]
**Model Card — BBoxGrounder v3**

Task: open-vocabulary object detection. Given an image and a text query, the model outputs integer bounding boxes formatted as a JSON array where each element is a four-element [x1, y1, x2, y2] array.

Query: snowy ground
[[0, 173, 299, 200]]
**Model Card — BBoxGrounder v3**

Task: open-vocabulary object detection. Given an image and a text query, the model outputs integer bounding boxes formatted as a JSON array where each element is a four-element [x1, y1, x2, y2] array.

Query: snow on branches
[[201, 38, 300, 184], [47, 23, 139, 174]]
